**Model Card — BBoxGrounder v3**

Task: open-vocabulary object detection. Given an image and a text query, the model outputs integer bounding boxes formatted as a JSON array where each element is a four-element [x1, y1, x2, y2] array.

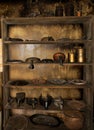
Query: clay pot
[[62, 110, 84, 130]]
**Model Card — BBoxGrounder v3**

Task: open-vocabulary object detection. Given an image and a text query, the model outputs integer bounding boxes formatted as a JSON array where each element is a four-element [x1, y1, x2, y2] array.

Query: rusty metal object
[[9, 80, 29, 86], [62, 110, 84, 130]]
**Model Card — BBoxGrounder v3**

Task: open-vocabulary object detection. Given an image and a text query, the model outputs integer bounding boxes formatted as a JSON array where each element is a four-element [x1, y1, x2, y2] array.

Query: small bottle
[[64, 0, 74, 16], [55, 3, 63, 16]]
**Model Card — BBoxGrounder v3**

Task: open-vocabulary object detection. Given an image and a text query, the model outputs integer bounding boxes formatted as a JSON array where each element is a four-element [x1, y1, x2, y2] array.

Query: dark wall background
[[0, 0, 93, 18]]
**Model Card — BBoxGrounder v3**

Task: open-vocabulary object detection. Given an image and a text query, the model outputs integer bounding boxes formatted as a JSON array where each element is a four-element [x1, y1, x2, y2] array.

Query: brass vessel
[[68, 51, 75, 63]]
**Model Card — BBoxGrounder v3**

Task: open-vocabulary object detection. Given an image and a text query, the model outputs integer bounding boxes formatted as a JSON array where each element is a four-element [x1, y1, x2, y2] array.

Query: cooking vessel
[[53, 52, 65, 65], [29, 114, 61, 127], [62, 110, 84, 130]]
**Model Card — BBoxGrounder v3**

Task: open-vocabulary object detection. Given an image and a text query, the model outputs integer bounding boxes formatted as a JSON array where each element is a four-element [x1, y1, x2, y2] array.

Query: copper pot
[[62, 110, 84, 130], [53, 52, 65, 65]]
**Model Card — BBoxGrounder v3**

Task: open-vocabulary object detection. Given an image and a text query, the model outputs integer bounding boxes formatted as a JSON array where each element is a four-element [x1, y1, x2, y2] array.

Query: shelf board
[[4, 82, 91, 89], [5, 102, 63, 112], [5, 100, 91, 112], [3, 39, 92, 44], [2, 16, 93, 25], [4, 62, 92, 66]]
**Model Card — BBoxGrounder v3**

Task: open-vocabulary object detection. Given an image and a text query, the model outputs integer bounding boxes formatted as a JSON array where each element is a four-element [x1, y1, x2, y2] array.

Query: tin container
[[68, 52, 75, 63], [77, 47, 85, 63]]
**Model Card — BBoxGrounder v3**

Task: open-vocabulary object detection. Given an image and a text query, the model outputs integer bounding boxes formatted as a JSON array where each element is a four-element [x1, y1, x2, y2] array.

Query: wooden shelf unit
[[1, 16, 94, 130]]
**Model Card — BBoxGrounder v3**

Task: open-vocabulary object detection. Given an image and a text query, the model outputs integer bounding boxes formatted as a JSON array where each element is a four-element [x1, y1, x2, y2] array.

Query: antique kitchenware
[[9, 80, 30, 86], [68, 51, 75, 63], [25, 57, 41, 69], [41, 36, 54, 41], [39, 94, 53, 110], [62, 110, 84, 130], [54, 97, 64, 110], [41, 59, 53, 63], [29, 114, 61, 127], [53, 52, 65, 65], [48, 78, 67, 85], [26, 98, 38, 109], [16, 92, 25, 107], [70, 79, 87, 85], [6, 37, 23, 41], [75, 47, 85, 63], [25, 57, 41, 63], [31, 79, 46, 85]]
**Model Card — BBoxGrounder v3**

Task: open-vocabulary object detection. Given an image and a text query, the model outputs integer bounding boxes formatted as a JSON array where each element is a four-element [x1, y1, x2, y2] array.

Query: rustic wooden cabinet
[[1, 16, 94, 130]]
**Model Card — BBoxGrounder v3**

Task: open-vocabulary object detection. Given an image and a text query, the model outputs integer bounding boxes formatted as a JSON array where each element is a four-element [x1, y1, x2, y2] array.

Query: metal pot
[[62, 110, 84, 130], [29, 114, 61, 127]]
